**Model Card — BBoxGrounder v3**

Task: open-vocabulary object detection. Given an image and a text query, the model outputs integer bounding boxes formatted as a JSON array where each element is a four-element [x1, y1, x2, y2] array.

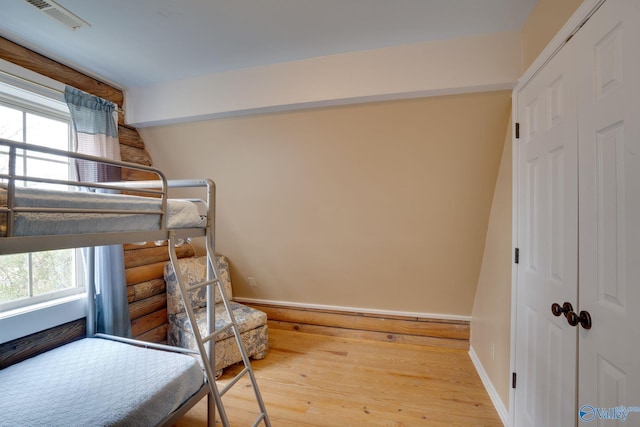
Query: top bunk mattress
[[0, 186, 206, 237], [0, 337, 204, 427]]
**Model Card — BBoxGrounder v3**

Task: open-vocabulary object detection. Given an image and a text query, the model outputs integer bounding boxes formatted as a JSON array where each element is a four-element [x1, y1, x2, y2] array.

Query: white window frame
[[0, 62, 87, 343]]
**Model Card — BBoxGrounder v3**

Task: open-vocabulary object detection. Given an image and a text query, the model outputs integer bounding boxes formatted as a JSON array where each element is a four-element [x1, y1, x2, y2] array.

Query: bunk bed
[[0, 137, 217, 426]]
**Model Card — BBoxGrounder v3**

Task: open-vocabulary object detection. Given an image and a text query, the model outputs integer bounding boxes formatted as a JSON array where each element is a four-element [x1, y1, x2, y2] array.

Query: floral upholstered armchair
[[164, 255, 268, 377]]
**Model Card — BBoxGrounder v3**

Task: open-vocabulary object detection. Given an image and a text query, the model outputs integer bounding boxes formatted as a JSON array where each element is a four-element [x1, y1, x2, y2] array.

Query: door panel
[[515, 38, 578, 427], [575, 0, 640, 423]]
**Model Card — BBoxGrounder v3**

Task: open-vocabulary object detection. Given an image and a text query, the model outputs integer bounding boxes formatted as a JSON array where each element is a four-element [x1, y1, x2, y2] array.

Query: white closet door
[[575, 0, 640, 420], [514, 36, 579, 427]]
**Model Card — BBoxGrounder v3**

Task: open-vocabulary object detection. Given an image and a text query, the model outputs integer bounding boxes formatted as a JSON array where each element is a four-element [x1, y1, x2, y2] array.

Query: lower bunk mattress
[[0, 337, 204, 427]]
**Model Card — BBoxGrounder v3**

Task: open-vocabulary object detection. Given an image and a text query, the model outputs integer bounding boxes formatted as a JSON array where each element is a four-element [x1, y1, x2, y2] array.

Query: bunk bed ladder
[[168, 232, 271, 427]]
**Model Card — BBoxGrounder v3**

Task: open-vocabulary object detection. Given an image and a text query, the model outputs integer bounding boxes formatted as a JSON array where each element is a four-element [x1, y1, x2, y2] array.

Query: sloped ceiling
[[0, 0, 537, 90]]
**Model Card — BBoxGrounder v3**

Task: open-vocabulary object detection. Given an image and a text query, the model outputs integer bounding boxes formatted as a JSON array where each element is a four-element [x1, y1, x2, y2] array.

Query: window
[[0, 83, 85, 316]]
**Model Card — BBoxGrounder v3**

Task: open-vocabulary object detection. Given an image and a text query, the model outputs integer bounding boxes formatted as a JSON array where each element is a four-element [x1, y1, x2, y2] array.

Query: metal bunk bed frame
[[0, 137, 271, 426]]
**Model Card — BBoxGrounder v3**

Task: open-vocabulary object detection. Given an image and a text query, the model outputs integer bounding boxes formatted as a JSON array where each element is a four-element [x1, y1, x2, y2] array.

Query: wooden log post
[[124, 242, 195, 342]]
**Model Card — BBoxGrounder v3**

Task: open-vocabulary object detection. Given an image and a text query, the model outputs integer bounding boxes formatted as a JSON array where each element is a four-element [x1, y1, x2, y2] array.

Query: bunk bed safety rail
[[110, 178, 215, 233], [0, 137, 171, 237]]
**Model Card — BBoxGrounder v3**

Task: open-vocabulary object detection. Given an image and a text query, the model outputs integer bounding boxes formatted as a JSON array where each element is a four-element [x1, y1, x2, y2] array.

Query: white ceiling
[[0, 0, 537, 90]]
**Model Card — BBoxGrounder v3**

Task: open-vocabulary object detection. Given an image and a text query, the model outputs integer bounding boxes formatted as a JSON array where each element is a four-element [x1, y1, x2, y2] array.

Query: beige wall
[[470, 120, 512, 406], [141, 91, 510, 317], [521, 0, 584, 70]]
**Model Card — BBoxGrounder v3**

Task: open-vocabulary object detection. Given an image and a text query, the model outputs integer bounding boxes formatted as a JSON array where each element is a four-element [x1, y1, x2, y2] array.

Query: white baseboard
[[233, 297, 472, 322], [468, 346, 510, 426]]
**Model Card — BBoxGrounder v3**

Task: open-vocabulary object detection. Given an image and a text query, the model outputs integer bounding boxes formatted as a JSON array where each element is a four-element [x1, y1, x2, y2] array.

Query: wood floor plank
[[175, 329, 501, 426]]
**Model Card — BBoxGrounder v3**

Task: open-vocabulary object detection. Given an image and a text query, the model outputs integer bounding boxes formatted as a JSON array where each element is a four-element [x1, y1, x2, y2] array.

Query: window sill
[[0, 294, 87, 344]]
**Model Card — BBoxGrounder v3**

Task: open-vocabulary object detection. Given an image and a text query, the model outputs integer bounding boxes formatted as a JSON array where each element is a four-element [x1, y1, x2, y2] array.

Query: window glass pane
[[24, 157, 68, 189], [26, 113, 68, 149], [26, 112, 69, 162], [0, 147, 8, 183], [0, 83, 81, 313], [31, 250, 75, 296], [0, 254, 29, 303], [13, 150, 25, 177], [0, 104, 23, 142]]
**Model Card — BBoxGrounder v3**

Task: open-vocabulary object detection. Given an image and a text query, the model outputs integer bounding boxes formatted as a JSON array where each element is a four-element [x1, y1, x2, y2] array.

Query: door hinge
[[515, 122, 520, 139], [512, 372, 517, 389], [514, 248, 520, 264]]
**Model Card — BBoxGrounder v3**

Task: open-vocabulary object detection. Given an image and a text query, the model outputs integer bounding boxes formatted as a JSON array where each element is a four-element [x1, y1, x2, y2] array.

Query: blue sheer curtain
[[64, 87, 132, 338]]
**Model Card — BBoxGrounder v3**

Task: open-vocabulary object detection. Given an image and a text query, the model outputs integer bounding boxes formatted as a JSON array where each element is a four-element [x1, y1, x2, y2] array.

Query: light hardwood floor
[[176, 328, 501, 426]]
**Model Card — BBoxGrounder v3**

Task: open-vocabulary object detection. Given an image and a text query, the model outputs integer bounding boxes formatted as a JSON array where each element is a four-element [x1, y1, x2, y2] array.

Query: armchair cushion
[[164, 254, 232, 315]]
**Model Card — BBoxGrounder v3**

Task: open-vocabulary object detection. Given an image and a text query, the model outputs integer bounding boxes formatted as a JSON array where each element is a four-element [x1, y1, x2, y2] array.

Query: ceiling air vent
[[25, 0, 91, 31]]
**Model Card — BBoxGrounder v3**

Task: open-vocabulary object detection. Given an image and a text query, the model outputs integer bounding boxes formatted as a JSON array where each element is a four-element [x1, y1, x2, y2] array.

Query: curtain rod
[[0, 68, 124, 114]]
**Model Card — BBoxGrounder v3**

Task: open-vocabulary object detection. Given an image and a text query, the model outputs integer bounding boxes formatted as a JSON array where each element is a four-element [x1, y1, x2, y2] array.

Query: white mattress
[[1, 186, 206, 236], [0, 338, 204, 427]]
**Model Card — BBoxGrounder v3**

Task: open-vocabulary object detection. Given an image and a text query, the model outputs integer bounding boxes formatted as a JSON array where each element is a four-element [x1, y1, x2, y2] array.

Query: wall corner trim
[[515, 0, 606, 92]]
